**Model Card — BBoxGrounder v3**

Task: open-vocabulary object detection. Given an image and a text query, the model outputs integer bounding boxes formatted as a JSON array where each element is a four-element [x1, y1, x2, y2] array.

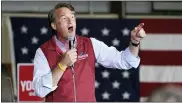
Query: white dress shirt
[[33, 36, 140, 97]]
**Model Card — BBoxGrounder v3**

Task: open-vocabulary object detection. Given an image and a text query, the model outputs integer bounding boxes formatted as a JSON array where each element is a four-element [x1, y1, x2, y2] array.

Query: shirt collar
[[54, 35, 77, 52]]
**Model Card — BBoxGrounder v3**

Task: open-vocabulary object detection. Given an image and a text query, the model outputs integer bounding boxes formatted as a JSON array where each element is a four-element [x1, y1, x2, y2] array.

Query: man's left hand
[[130, 23, 146, 44]]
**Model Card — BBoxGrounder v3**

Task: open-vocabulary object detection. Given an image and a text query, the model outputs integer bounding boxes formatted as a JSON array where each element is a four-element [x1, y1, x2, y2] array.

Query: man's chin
[[68, 32, 76, 37]]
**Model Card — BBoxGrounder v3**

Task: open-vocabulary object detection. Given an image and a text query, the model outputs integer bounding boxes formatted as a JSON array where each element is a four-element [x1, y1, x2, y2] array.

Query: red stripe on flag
[[140, 19, 182, 33], [140, 51, 182, 65], [140, 82, 182, 97]]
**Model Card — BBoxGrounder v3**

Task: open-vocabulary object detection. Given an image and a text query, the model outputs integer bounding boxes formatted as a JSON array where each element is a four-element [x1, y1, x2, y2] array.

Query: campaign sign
[[18, 63, 43, 101]]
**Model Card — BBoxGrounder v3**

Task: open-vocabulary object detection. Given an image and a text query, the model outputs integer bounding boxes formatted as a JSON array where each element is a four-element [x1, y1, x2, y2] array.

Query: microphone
[[68, 35, 77, 102], [68, 35, 75, 68]]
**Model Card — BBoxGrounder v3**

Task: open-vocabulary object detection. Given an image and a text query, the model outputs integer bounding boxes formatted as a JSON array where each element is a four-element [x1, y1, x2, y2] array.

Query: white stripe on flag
[[140, 65, 182, 82], [140, 34, 182, 50]]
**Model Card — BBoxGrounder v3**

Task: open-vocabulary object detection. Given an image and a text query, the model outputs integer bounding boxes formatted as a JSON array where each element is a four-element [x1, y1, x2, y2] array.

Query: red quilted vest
[[40, 35, 96, 102]]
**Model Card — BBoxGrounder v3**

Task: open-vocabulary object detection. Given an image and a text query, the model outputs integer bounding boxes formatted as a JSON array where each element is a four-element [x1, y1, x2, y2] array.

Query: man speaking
[[33, 3, 146, 102]]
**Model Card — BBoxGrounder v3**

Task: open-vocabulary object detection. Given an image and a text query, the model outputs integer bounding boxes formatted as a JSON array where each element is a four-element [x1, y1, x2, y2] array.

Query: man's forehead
[[55, 7, 75, 15]]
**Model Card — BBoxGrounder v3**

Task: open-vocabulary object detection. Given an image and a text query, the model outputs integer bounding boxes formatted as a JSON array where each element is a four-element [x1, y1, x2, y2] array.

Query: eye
[[60, 17, 66, 22], [71, 15, 75, 18]]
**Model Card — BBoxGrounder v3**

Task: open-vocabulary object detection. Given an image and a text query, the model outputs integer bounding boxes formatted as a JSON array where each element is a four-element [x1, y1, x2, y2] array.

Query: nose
[[67, 17, 72, 24]]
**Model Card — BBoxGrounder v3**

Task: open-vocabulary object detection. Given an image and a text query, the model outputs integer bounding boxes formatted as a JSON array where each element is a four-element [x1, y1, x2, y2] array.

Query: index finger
[[70, 48, 77, 53], [136, 23, 144, 34]]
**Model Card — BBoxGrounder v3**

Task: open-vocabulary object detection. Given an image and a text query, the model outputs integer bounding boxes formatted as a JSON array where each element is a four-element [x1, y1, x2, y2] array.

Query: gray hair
[[147, 85, 182, 102]]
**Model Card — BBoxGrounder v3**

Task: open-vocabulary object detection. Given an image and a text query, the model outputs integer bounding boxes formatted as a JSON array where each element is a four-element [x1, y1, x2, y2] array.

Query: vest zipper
[[71, 67, 77, 102]]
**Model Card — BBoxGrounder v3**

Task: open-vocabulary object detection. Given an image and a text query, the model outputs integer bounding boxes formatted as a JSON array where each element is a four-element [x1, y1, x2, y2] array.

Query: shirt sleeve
[[90, 38, 140, 70], [33, 48, 58, 98]]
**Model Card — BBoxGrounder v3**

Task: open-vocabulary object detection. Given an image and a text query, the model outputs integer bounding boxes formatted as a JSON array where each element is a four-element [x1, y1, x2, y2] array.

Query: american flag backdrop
[[9, 16, 182, 102], [139, 19, 182, 101]]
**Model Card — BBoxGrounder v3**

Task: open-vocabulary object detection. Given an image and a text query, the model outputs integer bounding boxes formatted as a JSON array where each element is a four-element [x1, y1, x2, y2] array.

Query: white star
[[40, 27, 48, 35], [95, 62, 99, 68], [112, 38, 120, 46], [102, 91, 110, 100], [122, 92, 130, 100], [80, 27, 89, 35], [112, 80, 120, 89], [95, 80, 100, 88], [122, 28, 130, 36], [21, 47, 28, 55], [102, 70, 110, 79], [122, 71, 130, 79], [21, 25, 28, 34], [32, 36, 39, 44], [101, 28, 110, 36]]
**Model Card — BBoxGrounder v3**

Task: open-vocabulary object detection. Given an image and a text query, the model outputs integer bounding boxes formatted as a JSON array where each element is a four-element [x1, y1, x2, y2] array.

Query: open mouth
[[68, 26, 73, 33]]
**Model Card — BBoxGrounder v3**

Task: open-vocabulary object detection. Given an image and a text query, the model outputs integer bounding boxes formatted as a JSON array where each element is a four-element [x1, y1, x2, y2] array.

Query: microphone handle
[[69, 40, 75, 68], [71, 64, 74, 68]]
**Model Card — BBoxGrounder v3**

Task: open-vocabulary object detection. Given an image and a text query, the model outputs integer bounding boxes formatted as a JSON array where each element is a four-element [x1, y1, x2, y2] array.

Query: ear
[[51, 22, 57, 30]]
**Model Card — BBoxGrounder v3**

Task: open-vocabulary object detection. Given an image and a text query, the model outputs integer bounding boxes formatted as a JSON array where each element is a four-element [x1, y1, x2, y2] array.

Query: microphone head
[[68, 35, 75, 49], [68, 35, 75, 41]]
